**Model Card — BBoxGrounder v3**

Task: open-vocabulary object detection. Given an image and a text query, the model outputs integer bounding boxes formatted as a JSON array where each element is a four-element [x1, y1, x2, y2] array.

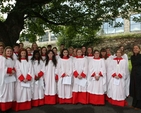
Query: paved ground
[[1, 97, 141, 113]]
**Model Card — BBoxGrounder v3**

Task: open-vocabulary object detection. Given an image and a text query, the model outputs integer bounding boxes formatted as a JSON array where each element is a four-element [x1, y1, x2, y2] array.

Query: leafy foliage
[[0, 0, 141, 44]]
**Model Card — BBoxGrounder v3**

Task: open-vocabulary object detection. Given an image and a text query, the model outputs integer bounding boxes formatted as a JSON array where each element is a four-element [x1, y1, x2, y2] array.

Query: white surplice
[[43, 60, 57, 96], [0, 57, 15, 102], [107, 58, 129, 100], [87, 58, 106, 94], [32, 60, 44, 100], [72, 57, 87, 92], [57, 58, 73, 99], [15, 60, 34, 102]]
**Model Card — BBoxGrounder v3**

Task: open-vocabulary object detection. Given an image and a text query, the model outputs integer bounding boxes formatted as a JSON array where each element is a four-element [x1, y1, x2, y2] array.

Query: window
[[130, 14, 141, 32], [51, 34, 57, 41], [39, 32, 49, 42], [102, 17, 124, 34]]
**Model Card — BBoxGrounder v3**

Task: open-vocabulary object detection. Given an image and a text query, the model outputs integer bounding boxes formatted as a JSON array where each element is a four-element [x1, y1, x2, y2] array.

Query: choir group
[[0, 42, 140, 112]]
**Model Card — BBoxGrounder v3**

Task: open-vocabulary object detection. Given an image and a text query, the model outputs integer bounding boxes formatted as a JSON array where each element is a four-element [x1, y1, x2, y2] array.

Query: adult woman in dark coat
[[130, 45, 141, 109]]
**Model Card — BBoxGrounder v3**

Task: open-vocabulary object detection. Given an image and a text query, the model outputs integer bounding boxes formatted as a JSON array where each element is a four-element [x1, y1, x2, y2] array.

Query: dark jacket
[[130, 53, 141, 100]]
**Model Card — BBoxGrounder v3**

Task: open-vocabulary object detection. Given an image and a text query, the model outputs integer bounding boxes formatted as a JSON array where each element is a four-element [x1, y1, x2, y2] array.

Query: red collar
[[62, 56, 69, 59], [69, 54, 72, 56], [114, 57, 123, 64], [107, 54, 111, 57], [14, 52, 18, 54], [28, 54, 32, 56], [93, 57, 100, 60], [87, 54, 93, 57], [21, 58, 26, 60], [6, 56, 11, 58], [42, 55, 46, 56], [0, 54, 2, 55], [76, 56, 83, 58], [113, 57, 123, 60]]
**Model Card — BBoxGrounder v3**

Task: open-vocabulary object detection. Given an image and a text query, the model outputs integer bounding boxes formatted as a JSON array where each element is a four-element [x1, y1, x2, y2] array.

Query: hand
[[115, 75, 119, 79], [12, 70, 16, 74], [78, 75, 82, 79], [95, 76, 100, 81], [9, 70, 16, 76], [35, 76, 40, 81], [23, 79, 28, 83]]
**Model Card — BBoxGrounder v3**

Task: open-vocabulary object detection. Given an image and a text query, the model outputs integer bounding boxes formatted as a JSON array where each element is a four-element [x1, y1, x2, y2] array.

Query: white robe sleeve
[[0, 57, 6, 97]]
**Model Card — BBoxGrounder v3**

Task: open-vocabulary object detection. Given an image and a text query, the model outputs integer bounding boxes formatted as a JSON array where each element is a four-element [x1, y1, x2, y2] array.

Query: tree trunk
[[0, 0, 51, 47], [0, 3, 24, 46]]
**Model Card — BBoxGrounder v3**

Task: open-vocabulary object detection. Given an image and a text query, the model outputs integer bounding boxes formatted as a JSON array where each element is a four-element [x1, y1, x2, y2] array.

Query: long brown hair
[[18, 49, 28, 62], [3, 46, 13, 60]]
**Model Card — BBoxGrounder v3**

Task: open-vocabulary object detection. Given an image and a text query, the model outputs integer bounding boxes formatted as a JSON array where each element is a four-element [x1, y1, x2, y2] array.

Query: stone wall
[[94, 37, 141, 56]]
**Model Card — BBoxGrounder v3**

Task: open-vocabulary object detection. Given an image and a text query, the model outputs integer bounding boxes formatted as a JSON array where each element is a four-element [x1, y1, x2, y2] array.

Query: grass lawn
[[128, 60, 132, 72]]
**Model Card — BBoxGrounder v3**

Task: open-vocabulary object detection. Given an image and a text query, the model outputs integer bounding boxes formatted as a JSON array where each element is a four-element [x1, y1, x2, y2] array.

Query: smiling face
[[63, 50, 68, 57], [26, 48, 31, 55], [6, 48, 13, 57], [87, 48, 92, 54], [14, 46, 20, 52], [42, 48, 47, 55], [77, 49, 82, 57], [116, 50, 122, 58], [133, 45, 140, 55], [101, 51, 106, 57], [48, 51, 53, 59], [21, 51, 26, 58], [94, 51, 100, 58]]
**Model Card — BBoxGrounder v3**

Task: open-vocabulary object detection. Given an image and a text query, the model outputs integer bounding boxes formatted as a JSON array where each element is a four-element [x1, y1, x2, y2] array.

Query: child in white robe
[[87, 50, 106, 105], [0, 46, 16, 111], [72, 49, 87, 104], [107, 49, 129, 107], [31, 50, 45, 106], [41, 47, 47, 62], [26, 47, 32, 61], [43, 50, 57, 104], [86, 47, 93, 65], [57, 49, 73, 104], [52, 47, 60, 60], [13, 49, 34, 111], [13, 43, 20, 60]]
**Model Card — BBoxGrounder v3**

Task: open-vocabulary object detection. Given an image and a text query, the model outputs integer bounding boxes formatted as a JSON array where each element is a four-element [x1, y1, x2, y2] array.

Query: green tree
[[57, 26, 100, 48], [0, 0, 141, 46]]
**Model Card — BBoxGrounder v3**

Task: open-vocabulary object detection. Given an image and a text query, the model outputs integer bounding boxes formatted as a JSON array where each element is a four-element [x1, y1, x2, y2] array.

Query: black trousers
[[132, 98, 141, 109]]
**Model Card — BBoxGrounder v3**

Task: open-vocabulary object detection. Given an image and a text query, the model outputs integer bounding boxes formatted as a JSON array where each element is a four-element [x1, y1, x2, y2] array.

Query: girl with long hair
[[72, 49, 87, 104], [31, 50, 45, 107], [0, 46, 16, 112], [13, 49, 34, 111], [57, 49, 73, 104], [43, 50, 57, 104]]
